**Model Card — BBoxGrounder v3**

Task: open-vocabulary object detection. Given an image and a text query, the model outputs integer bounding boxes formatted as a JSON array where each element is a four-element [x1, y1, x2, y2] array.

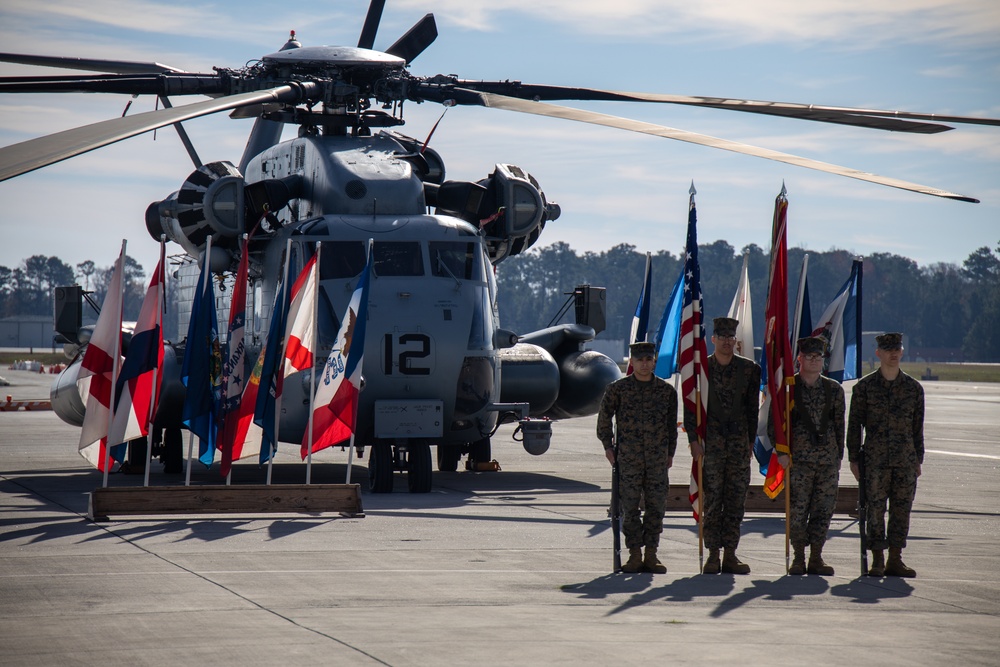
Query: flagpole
[[855, 258, 864, 379], [305, 242, 321, 485], [696, 393, 704, 572], [266, 238, 294, 485], [792, 253, 809, 352], [185, 234, 213, 487], [143, 236, 166, 487], [783, 382, 792, 573], [101, 240, 127, 487]]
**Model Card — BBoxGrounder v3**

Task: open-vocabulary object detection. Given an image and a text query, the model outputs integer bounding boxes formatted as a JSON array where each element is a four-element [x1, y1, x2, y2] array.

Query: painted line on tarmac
[[926, 448, 1000, 460]]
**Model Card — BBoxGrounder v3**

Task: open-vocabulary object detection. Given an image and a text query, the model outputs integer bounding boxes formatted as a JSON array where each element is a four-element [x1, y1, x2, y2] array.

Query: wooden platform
[[665, 484, 859, 514], [89, 484, 364, 522]]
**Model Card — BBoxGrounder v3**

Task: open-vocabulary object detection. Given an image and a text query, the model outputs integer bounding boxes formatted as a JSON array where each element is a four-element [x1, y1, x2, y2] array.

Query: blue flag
[[810, 259, 863, 382], [254, 280, 289, 464], [181, 257, 222, 467], [654, 265, 685, 378]]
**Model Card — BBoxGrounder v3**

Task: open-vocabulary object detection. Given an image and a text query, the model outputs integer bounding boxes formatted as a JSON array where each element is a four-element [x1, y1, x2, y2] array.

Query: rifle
[[611, 441, 622, 573], [858, 447, 869, 576]]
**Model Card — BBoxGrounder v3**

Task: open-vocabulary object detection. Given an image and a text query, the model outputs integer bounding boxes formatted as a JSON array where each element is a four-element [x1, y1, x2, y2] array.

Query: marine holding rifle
[[770, 336, 846, 576], [685, 317, 761, 575], [597, 342, 678, 574], [847, 332, 924, 578]]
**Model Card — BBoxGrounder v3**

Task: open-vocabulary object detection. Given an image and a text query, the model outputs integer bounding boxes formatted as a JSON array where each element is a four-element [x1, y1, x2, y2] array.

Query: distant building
[[0, 315, 55, 349]]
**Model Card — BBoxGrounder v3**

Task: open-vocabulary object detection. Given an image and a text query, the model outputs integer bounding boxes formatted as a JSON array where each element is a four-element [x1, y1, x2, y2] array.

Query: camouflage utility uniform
[[685, 354, 761, 551], [597, 374, 678, 551], [847, 370, 924, 550], [771, 374, 846, 549]]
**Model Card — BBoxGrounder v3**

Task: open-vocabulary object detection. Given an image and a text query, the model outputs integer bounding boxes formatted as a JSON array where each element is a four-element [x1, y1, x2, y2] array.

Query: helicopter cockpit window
[[319, 241, 366, 279], [430, 242, 475, 280], [374, 242, 424, 277]]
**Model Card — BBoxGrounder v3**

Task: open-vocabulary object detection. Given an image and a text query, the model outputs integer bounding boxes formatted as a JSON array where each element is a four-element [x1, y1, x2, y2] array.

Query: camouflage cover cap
[[876, 332, 903, 350], [629, 341, 657, 358], [713, 317, 739, 337], [797, 336, 827, 355]]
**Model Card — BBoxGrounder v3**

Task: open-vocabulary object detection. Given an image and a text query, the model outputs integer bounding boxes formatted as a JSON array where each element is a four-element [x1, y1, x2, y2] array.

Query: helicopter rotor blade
[[386, 14, 438, 64], [358, 0, 387, 49], [447, 82, 1000, 134], [0, 83, 316, 182], [0, 73, 225, 96], [452, 89, 978, 203], [0, 51, 185, 74]]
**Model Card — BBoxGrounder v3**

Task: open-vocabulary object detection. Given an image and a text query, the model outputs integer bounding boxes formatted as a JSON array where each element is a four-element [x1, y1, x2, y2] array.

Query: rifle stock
[[858, 447, 868, 576], [611, 443, 622, 573]]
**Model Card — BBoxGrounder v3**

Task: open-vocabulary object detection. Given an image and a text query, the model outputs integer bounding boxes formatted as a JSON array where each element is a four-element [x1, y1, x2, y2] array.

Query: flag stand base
[[665, 484, 858, 513], [88, 484, 364, 522]]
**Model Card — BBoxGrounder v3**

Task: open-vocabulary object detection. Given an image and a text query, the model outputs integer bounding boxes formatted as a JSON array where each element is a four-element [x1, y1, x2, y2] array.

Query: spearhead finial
[[780, 180, 787, 197], [689, 181, 697, 196]]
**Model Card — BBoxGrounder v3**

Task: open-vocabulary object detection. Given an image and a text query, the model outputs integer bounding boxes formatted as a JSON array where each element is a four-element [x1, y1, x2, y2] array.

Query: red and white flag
[[282, 255, 318, 380], [107, 241, 165, 449], [78, 242, 126, 471], [303, 247, 373, 457]]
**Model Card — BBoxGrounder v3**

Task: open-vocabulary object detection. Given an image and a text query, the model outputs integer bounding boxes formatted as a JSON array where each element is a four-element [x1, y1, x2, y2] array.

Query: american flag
[[679, 188, 709, 520]]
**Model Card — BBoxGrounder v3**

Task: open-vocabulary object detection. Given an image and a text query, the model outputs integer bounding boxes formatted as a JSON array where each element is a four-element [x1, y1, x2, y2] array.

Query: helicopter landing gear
[[468, 436, 491, 466], [368, 442, 393, 493], [436, 445, 461, 472], [406, 443, 432, 493]]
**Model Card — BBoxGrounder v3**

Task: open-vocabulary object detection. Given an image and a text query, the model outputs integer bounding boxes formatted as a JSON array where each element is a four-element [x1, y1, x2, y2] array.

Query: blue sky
[[1, 0, 998, 279]]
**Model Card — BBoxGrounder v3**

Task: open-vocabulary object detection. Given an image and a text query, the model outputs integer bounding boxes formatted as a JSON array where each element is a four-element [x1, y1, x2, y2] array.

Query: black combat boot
[[885, 547, 916, 577], [788, 545, 806, 575]]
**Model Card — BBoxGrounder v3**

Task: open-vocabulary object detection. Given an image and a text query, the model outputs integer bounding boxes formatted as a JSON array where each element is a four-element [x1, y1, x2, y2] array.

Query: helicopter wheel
[[368, 442, 394, 493], [407, 443, 433, 493], [436, 445, 461, 472]]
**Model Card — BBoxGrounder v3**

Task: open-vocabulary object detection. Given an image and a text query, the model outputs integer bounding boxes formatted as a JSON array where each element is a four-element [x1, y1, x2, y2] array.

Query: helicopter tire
[[369, 442, 394, 493], [407, 443, 433, 493], [436, 445, 461, 472]]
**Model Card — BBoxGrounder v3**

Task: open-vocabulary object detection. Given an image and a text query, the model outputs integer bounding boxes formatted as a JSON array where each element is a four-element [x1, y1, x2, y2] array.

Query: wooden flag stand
[[665, 483, 858, 514], [88, 484, 363, 522]]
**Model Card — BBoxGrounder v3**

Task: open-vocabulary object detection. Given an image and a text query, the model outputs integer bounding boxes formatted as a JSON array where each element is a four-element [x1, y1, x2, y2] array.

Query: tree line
[[2, 239, 998, 362], [495, 239, 1000, 363]]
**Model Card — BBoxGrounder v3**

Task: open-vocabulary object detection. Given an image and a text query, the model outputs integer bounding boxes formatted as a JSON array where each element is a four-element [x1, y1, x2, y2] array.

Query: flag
[[728, 251, 754, 359], [756, 252, 810, 477], [626, 252, 652, 375], [791, 253, 812, 357], [108, 241, 165, 451], [654, 265, 685, 378], [283, 255, 319, 379], [181, 251, 222, 467], [303, 245, 374, 457], [811, 259, 863, 382], [219, 239, 250, 477], [761, 189, 794, 499], [254, 279, 290, 464], [78, 243, 126, 471], [679, 187, 709, 521]]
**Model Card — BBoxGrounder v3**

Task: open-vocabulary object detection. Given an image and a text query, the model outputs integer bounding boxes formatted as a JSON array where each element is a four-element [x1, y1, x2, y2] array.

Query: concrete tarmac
[[1, 370, 999, 666]]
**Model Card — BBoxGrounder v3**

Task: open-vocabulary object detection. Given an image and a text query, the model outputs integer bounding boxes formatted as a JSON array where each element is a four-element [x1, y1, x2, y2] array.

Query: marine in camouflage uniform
[[598, 342, 678, 574], [847, 332, 924, 578], [685, 317, 761, 575], [770, 336, 846, 575]]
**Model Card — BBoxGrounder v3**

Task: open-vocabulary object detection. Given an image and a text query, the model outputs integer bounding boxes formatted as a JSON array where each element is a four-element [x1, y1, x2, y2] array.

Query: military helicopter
[[1, 1, 996, 492]]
